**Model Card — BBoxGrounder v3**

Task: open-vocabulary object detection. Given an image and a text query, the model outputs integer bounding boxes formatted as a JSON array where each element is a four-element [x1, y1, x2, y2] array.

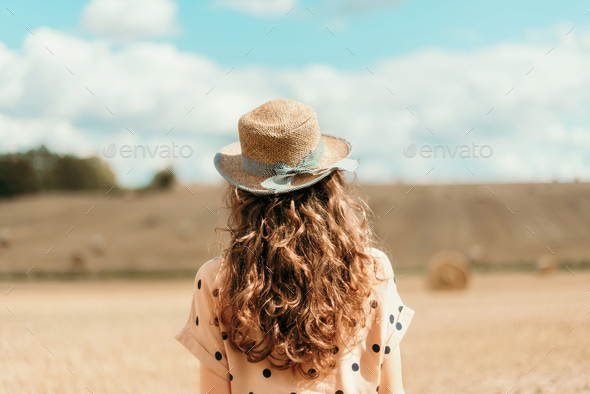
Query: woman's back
[[175, 247, 414, 393]]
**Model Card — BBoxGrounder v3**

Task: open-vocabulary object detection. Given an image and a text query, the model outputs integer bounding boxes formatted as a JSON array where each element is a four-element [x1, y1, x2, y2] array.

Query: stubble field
[[2, 271, 589, 394]]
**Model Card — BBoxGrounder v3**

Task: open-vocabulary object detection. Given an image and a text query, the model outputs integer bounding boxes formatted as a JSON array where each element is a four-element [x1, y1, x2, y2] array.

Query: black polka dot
[[352, 363, 359, 371], [385, 346, 391, 354], [308, 368, 316, 375], [215, 351, 222, 361], [376, 385, 380, 392], [370, 300, 378, 309], [389, 314, 394, 324], [222, 332, 228, 340], [212, 288, 219, 297], [249, 392, 253, 394], [372, 344, 380, 353], [263, 369, 271, 378], [197, 279, 201, 289], [336, 391, 344, 394], [229, 373, 233, 381], [195, 316, 199, 326], [398, 305, 403, 312], [332, 346, 339, 354], [396, 322, 402, 330]]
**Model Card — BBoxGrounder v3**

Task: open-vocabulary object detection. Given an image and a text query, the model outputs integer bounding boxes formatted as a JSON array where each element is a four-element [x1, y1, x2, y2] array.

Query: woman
[[175, 98, 414, 393]]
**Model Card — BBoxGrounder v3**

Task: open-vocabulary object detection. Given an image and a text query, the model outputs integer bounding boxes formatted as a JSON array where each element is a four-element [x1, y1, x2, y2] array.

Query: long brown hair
[[211, 170, 388, 379]]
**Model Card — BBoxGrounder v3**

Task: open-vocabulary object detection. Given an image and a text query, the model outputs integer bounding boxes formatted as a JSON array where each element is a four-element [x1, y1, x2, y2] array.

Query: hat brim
[[214, 134, 354, 195]]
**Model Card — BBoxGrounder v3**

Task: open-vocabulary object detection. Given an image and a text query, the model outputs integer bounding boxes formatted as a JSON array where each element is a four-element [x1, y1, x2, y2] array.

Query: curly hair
[[211, 170, 389, 380]]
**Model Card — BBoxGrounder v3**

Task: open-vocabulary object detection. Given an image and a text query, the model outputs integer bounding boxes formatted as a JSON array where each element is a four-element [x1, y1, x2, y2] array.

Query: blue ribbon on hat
[[241, 138, 360, 192]]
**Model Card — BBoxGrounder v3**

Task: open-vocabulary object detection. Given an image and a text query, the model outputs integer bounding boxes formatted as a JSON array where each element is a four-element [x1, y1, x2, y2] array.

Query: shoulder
[[369, 247, 394, 278], [194, 256, 223, 289], [369, 247, 388, 260]]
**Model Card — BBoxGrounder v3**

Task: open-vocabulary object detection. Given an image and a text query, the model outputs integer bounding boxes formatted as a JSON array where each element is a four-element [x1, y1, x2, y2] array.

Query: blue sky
[[1, 0, 589, 187], [2, 0, 588, 68]]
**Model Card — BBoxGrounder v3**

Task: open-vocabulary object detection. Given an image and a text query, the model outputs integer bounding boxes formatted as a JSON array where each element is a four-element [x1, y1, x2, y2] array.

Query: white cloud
[[212, 0, 297, 17], [1, 24, 590, 187], [0, 113, 94, 157], [80, 0, 180, 41], [213, 0, 402, 16]]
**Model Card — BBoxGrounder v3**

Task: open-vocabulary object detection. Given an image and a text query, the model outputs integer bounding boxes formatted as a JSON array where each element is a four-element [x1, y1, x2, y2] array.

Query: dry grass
[[1, 182, 590, 275], [2, 272, 589, 394]]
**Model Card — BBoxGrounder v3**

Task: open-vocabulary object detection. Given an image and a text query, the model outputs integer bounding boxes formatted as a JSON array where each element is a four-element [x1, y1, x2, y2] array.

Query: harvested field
[[1, 182, 589, 275], [2, 271, 589, 394]]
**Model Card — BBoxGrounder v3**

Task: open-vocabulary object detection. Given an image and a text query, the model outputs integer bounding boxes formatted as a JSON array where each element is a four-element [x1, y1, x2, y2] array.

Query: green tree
[[0, 146, 117, 197], [147, 168, 175, 190], [0, 154, 38, 196]]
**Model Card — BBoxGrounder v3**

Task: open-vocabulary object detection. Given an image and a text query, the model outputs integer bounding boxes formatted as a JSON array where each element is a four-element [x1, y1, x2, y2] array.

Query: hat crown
[[238, 99, 322, 167]]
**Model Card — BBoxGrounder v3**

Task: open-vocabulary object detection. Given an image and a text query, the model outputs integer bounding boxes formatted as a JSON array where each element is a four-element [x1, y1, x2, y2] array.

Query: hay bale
[[0, 228, 13, 248], [537, 254, 557, 275], [178, 220, 194, 240], [467, 244, 485, 265], [141, 214, 160, 228], [70, 247, 87, 270], [90, 233, 107, 256], [427, 251, 471, 290]]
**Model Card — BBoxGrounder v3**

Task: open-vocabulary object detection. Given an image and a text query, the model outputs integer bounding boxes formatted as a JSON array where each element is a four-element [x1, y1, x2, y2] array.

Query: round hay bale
[[178, 220, 194, 240], [536, 254, 557, 275], [0, 228, 13, 248], [90, 233, 107, 256], [70, 247, 87, 270], [467, 244, 485, 265], [427, 251, 471, 290], [142, 214, 160, 228]]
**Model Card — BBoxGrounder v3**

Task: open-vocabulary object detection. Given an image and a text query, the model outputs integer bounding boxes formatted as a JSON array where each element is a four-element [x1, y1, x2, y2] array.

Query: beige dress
[[175, 248, 414, 394]]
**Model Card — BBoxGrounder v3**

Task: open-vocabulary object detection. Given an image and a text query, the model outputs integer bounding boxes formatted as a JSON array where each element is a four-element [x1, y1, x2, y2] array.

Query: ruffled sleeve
[[174, 258, 231, 380], [372, 248, 415, 364]]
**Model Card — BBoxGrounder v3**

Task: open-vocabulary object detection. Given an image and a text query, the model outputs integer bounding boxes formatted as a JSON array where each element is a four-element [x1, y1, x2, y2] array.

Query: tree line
[[0, 146, 116, 197]]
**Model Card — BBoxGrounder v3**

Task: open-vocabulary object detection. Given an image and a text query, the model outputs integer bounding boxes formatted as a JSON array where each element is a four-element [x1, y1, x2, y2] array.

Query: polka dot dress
[[175, 248, 414, 393]]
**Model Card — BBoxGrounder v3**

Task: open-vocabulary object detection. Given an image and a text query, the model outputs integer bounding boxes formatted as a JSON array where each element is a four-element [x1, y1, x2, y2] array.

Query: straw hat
[[214, 98, 360, 194]]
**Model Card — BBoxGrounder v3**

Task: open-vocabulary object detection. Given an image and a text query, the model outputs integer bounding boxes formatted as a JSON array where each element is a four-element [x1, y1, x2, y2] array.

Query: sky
[[1, 0, 589, 187]]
